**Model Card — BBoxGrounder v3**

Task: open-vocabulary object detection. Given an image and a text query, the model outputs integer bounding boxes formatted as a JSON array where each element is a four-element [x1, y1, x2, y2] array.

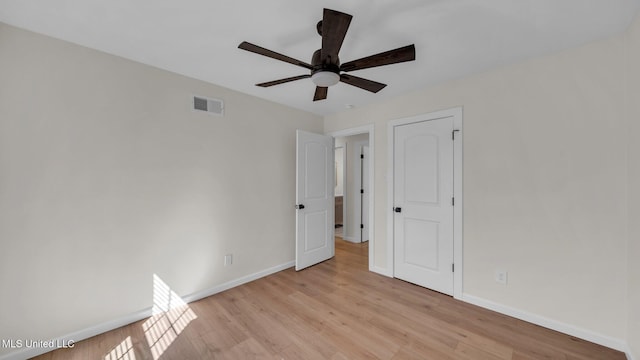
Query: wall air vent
[[193, 95, 224, 116]]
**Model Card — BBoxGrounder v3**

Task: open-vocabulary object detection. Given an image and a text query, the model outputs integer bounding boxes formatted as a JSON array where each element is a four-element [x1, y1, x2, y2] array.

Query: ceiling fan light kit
[[238, 8, 416, 101], [311, 71, 340, 87]]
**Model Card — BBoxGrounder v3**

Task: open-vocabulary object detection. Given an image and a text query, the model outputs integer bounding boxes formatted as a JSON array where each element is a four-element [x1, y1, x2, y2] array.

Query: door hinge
[[452, 197, 455, 206], [452, 129, 460, 140], [360, 189, 364, 194], [360, 224, 364, 229], [360, 154, 364, 159], [452, 263, 455, 272]]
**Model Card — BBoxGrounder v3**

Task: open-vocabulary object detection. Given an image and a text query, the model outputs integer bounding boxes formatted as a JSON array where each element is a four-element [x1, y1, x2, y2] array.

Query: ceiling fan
[[238, 8, 416, 101]]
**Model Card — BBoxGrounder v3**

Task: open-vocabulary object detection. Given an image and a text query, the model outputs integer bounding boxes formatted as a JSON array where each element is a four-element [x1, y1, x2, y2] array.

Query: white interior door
[[393, 118, 454, 295], [361, 145, 370, 242], [296, 130, 335, 271]]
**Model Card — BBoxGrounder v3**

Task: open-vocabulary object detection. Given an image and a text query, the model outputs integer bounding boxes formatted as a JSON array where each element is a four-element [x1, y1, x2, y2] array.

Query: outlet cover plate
[[495, 270, 508, 285], [224, 254, 233, 267]]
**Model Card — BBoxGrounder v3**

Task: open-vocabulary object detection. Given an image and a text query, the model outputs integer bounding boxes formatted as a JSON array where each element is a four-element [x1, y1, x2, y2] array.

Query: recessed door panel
[[404, 135, 439, 205], [305, 142, 328, 200], [403, 218, 439, 270], [304, 210, 328, 252]]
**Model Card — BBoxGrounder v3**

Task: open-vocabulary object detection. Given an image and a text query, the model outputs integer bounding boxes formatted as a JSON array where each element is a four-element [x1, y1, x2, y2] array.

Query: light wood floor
[[33, 239, 625, 360]]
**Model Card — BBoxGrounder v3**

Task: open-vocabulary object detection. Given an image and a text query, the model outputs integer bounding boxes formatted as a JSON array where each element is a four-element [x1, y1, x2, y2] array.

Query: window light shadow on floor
[[141, 274, 197, 360], [104, 336, 136, 360]]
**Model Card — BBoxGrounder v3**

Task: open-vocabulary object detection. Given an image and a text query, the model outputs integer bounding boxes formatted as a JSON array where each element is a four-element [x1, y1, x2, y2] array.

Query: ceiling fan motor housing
[[310, 49, 340, 87], [311, 49, 339, 75]]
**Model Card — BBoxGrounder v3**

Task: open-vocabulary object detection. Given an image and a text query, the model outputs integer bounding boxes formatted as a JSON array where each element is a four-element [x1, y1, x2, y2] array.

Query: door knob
[[394, 207, 402, 213], [295, 204, 305, 209]]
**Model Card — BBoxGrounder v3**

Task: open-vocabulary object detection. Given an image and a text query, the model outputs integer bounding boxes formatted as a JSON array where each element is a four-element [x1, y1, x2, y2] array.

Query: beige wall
[[325, 30, 628, 342], [0, 22, 322, 357], [626, 13, 640, 360]]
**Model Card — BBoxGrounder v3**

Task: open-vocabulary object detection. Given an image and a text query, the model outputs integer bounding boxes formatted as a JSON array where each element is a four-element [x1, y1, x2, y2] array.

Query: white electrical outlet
[[224, 254, 233, 267], [495, 270, 508, 285]]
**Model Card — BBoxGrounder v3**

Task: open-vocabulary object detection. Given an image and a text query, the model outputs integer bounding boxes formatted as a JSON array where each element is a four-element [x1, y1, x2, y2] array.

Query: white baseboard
[[461, 293, 628, 354], [182, 261, 294, 303], [627, 345, 637, 360], [341, 235, 360, 243], [0, 260, 295, 360]]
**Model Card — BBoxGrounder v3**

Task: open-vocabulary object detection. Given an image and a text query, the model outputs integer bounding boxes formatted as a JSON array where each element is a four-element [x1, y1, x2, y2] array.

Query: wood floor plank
[[454, 342, 512, 360], [30, 239, 625, 360]]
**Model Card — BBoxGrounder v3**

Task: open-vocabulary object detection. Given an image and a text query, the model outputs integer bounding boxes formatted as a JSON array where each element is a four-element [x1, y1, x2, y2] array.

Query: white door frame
[[327, 124, 376, 273], [359, 144, 370, 243], [352, 140, 368, 243], [334, 145, 347, 237], [387, 107, 463, 299]]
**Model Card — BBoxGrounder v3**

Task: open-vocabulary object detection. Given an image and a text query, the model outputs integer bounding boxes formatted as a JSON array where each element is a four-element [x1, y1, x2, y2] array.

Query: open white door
[[362, 145, 370, 242], [296, 130, 335, 271]]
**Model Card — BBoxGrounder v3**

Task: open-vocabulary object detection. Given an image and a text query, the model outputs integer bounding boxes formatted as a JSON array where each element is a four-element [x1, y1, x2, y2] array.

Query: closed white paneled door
[[295, 130, 335, 271], [393, 118, 454, 295]]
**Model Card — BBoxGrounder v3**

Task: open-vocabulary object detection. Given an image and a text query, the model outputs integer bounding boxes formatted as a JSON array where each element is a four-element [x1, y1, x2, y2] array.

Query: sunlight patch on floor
[[104, 336, 135, 360], [142, 274, 197, 360]]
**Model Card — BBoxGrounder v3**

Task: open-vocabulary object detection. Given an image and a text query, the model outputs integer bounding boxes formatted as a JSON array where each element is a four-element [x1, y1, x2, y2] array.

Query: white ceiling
[[1, 0, 639, 115]]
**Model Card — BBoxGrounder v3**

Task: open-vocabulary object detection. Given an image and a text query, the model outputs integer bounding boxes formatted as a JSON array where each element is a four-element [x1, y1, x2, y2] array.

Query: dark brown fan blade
[[238, 41, 313, 70], [256, 75, 311, 87], [340, 74, 386, 93], [340, 44, 415, 72], [320, 9, 352, 64], [313, 86, 328, 101]]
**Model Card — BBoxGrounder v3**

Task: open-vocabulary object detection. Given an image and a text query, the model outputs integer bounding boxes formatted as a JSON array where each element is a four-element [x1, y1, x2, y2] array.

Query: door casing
[[327, 124, 376, 273]]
